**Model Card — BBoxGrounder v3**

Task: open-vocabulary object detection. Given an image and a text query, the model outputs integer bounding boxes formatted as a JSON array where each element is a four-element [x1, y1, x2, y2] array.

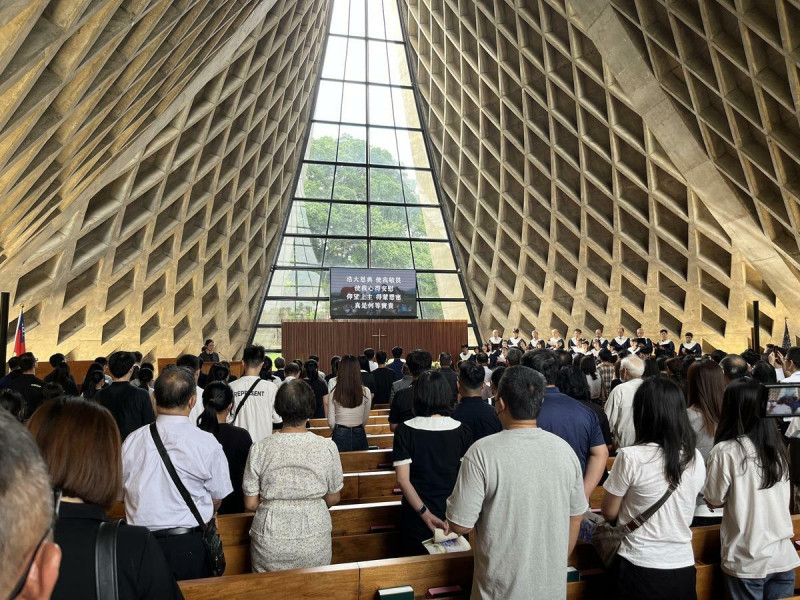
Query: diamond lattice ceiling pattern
[[0, 0, 329, 359], [399, 0, 800, 350]]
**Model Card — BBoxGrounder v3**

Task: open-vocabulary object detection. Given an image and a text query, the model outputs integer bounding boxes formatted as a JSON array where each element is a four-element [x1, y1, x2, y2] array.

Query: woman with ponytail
[[197, 382, 252, 513]]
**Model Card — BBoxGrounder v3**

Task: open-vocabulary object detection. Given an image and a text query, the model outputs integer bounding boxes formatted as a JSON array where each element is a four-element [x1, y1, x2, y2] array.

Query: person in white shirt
[[629, 338, 641, 356], [567, 329, 582, 353], [609, 327, 630, 354], [602, 377, 705, 598], [593, 328, 608, 348], [488, 329, 503, 346], [548, 329, 563, 349], [604, 355, 644, 449], [774, 347, 800, 437], [228, 345, 281, 442], [122, 365, 232, 580], [530, 330, 541, 347], [176, 354, 205, 426], [704, 379, 800, 599], [364, 348, 379, 372], [508, 329, 522, 347], [459, 344, 474, 362]]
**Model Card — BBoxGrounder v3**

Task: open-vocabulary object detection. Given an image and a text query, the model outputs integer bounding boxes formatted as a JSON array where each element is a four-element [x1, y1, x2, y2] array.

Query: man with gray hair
[[506, 346, 523, 366], [446, 366, 587, 599], [0, 411, 62, 599], [604, 355, 645, 449], [720, 353, 749, 384]]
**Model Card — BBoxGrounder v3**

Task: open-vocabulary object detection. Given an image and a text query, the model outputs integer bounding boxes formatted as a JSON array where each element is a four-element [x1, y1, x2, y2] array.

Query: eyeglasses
[[6, 489, 61, 600]]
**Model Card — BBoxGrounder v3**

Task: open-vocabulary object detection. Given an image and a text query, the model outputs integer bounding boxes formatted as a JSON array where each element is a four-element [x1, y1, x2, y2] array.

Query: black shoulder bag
[[95, 520, 120, 600], [149, 423, 226, 577], [231, 378, 261, 423]]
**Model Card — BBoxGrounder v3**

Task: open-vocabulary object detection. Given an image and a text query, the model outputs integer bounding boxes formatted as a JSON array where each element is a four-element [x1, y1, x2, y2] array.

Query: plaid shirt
[[598, 363, 615, 402]]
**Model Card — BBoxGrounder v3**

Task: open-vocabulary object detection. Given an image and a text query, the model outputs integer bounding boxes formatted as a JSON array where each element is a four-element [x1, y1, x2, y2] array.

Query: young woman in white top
[[704, 380, 800, 599], [327, 355, 371, 452], [602, 377, 705, 600]]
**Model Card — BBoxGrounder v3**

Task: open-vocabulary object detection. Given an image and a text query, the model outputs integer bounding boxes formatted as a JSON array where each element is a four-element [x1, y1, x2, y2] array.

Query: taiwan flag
[[13, 307, 25, 356]]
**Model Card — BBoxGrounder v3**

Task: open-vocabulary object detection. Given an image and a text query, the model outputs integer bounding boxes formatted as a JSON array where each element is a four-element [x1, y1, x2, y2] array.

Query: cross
[[372, 329, 387, 349]]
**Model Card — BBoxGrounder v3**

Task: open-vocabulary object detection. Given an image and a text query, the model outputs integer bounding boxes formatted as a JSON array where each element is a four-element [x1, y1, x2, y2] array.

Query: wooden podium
[[281, 320, 468, 370]]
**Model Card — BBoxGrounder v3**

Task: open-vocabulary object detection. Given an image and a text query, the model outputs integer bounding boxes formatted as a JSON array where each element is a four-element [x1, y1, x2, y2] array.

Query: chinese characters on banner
[[330, 268, 417, 318]]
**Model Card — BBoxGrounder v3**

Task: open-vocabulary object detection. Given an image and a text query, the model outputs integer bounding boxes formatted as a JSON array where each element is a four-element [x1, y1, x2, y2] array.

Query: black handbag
[[95, 520, 120, 600], [149, 423, 226, 577]]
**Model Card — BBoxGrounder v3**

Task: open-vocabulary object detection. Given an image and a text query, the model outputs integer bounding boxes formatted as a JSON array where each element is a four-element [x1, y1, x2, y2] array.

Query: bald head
[[0, 411, 58, 597], [721, 354, 749, 382]]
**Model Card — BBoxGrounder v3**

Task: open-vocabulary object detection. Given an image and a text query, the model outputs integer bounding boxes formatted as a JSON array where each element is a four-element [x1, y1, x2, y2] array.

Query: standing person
[[656, 329, 675, 358], [197, 382, 253, 515], [508, 329, 523, 347], [364, 348, 378, 372], [175, 354, 205, 427], [386, 346, 405, 380], [49, 362, 79, 396], [80, 362, 106, 400], [604, 355, 645, 449], [28, 397, 182, 599], [488, 329, 503, 346], [446, 366, 587, 599], [635, 328, 653, 355], [372, 351, 396, 405], [453, 362, 502, 443], [685, 359, 725, 526], [679, 333, 702, 357], [390, 363, 413, 403], [581, 355, 602, 403], [393, 370, 472, 555], [328, 355, 371, 451], [302, 359, 329, 419], [437, 353, 459, 399], [459, 344, 475, 363], [610, 327, 630, 355], [704, 380, 800, 599], [199, 339, 219, 363], [593, 328, 608, 348], [389, 350, 432, 430], [228, 345, 281, 442], [243, 380, 343, 571], [273, 357, 286, 381], [358, 356, 376, 403], [597, 349, 616, 404], [8, 353, 45, 419], [122, 366, 232, 580], [601, 377, 704, 600], [96, 351, 156, 442], [568, 329, 583, 353]]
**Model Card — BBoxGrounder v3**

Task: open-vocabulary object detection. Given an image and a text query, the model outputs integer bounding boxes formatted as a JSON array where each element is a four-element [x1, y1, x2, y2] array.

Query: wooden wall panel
[[281, 320, 467, 372]]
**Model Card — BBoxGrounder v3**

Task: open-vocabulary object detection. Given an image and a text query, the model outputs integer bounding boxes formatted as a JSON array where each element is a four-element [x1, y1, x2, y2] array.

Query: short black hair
[[439, 352, 452, 366], [18, 354, 36, 372], [787, 346, 800, 368], [392, 346, 403, 358], [154, 366, 197, 409], [108, 351, 136, 378], [490, 366, 505, 388], [274, 379, 316, 426], [709, 349, 727, 364], [7, 356, 20, 371], [406, 350, 432, 377], [721, 354, 748, 380], [309, 355, 320, 362], [476, 352, 489, 365], [176, 354, 200, 372], [274, 357, 285, 369], [521, 349, 559, 384], [556, 350, 572, 368], [94, 356, 108, 366], [660, 329, 668, 334], [49, 353, 65, 368], [0, 389, 24, 421], [364, 348, 375, 360], [413, 370, 454, 417], [376, 350, 387, 364], [459, 362, 485, 391], [242, 345, 265, 368], [740, 348, 760, 366], [284, 362, 301, 376], [358, 355, 369, 371], [133, 351, 143, 363], [498, 365, 546, 420], [506, 347, 523, 366]]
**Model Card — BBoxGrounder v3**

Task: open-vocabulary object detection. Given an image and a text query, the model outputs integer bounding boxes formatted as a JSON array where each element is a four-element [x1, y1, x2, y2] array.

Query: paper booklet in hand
[[422, 528, 471, 554]]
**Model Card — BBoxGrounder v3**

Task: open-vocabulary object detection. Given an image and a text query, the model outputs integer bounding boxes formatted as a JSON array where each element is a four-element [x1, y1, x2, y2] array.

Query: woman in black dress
[[303, 359, 329, 419], [392, 370, 473, 555], [197, 382, 253, 514]]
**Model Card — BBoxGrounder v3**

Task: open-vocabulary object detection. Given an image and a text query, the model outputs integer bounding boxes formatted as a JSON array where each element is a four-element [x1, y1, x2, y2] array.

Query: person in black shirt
[[197, 382, 253, 514], [452, 361, 501, 443], [48, 362, 79, 396], [389, 349, 432, 430], [372, 351, 396, 404], [387, 346, 405, 381], [303, 359, 329, 419], [556, 365, 613, 452], [0, 355, 21, 389], [8, 353, 45, 419], [437, 353, 458, 400], [95, 351, 155, 441], [28, 397, 181, 599], [43, 353, 66, 382], [358, 355, 376, 403]]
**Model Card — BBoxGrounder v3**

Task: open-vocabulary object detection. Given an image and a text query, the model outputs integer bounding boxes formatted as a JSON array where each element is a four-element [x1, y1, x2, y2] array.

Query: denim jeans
[[725, 570, 795, 600], [331, 424, 367, 452]]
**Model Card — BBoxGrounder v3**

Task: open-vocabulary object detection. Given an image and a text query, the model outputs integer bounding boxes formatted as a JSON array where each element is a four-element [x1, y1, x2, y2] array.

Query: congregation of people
[[3, 325, 800, 600]]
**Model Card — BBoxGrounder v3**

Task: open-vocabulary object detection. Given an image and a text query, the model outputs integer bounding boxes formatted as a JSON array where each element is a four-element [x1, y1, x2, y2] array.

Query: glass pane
[[340, 82, 366, 123], [329, 204, 367, 236], [297, 163, 335, 199], [305, 123, 339, 160], [253, 327, 281, 348], [417, 273, 463, 298], [316, 301, 331, 320], [349, 0, 365, 37], [259, 300, 318, 324], [369, 168, 404, 202], [344, 38, 366, 81], [396, 129, 428, 167], [314, 81, 342, 121], [371, 204, 409, 237], [387, 42, 411, 85], [382, 0, 403, 41], [392, 88, 420, 128], [267, 269, 329, 297], [333, 166, 366, 200], [412, 241, 456, 270], [371, 240, 413, 268], [421, 300, 470, 320], [368, 41, 390, 84], [276, 237, 323, 267], [368, 85, 394, 126], [369, 128, 398, 165], [329, 0, 350, 35], [401, 169, 436, 204], [407, 206, 447, 238], [286, 201, 329, 235], [322, 36, 347, 79], [337, 126, 366, 162], [367, 0, 386, 39], [324, 239, 368, 267]]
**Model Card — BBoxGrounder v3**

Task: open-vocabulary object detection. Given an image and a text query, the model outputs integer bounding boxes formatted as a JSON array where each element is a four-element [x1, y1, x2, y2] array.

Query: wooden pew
[[358, 553, 473, 600], [309, 414, 388, 427], [589, 486, 605, 510], [309, 424, 393, 438], [606, 456, 615, 471], [339, 449, 393, 472], [367, 433, 394, 449]]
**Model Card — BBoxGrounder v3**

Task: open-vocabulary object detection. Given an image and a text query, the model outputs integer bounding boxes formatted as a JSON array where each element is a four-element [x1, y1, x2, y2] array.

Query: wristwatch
[[417, 504, 428, 516]]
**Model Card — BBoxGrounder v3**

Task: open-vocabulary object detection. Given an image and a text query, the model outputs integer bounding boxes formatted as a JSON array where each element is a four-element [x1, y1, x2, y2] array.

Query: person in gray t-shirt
[[446, 366, 588, 600]]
